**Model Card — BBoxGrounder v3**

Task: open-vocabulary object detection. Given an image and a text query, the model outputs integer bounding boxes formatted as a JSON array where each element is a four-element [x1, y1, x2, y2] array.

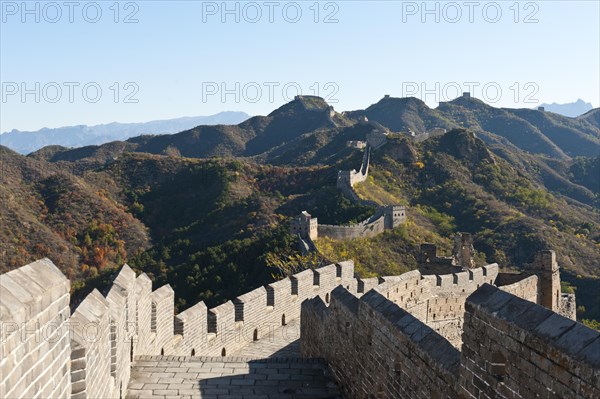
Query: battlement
[[530, 249, 561, 311], [302, 286, 461, 397], [461, 284, 599, 398], [0, 249, 585, 398], [301, 281, 597, 399], [0, 259, 71, 399], [0, 258, 357, 399], [533, 249, 559, 272], [364, 264, 499, 346]]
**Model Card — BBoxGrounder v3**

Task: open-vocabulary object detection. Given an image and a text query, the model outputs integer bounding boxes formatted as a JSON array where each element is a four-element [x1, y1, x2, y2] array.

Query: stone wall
[[318, 214, 386, 239], [301, 287, 461, 398], [497, 273, 539, 303], [366, 130, 388, 149], [369, 264, 499, 347], [317, 206, 406, 241], [336, 144, 371, 190], [0, 258, 358, 399], [174, 301, 207, 356], [417, 243, 457, 275], [151, 284, 175, 355], [418, 234, 477, 275], [2, 251, 586, 398], [0, 259, 71, 399], [70, 290, 114, 399], [559, 293, 577, 320], [496, 266, 577, 321], [311, 137, 407, 242], [460, 284, 599, 399], [302, 283, 598, 399], [66, 264, 167, 399]]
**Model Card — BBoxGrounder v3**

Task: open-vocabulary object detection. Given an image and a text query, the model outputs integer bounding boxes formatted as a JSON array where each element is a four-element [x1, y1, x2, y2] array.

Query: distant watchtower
[[538, 106, 545, 112], [290, 211, 318, 241], [453, 233, 475, 269], [383, 205, 406, 229], [462, 92, 471, 99], [531, 250, 561, 311]]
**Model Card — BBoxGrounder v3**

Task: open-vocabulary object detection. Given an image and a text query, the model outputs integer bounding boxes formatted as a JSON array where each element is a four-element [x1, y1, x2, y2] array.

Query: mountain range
[[0, 111, 251, 154], [1, 94, 598, 321], [537, 99, 594, 117]]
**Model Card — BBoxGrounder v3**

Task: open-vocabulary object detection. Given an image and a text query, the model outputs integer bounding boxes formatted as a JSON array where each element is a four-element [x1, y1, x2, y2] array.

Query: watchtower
[[383, 205, 406, 229], [452, 233, 475, 269], [531, 250, 561, 311], [290, 211, 318, 241]]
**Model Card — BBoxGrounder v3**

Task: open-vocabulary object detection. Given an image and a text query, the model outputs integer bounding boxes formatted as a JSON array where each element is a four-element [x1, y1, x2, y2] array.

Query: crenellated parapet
[[0, 258, 357, 399], [292, 205, 407, 242], [151, 283, 175, 355], [309, 255, 574, 352], [0, 248, 582, 399], [0, 259, 71, 399], [362, 264, 499, 347], [495, 250, 576, 321], [70, 290, 113, 399], [174, 301, 207, 356], [301, 286, 461, 398], [301, 282, 598, 399]]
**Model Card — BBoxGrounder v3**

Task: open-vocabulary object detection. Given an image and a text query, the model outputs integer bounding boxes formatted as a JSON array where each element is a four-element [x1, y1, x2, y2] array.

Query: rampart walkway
[[126, 319, 340, 399], [127, 356, 339, 399]]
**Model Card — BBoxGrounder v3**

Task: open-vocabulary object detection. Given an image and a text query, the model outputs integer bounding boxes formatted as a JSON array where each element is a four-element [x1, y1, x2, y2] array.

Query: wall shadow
[[197, 342, 341, 398]]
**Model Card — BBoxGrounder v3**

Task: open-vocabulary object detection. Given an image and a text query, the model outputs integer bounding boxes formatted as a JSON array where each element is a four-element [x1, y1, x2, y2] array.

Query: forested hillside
[[2, 96, 598, 319]]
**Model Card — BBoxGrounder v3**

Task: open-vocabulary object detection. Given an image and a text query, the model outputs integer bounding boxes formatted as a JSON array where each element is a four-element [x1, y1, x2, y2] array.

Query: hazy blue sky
[[1, 0, 599, 132]]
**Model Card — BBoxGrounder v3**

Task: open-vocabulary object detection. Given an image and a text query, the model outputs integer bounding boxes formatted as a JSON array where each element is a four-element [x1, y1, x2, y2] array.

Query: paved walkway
[[127, 356, 341, 399], [127, 319, 341, 399]]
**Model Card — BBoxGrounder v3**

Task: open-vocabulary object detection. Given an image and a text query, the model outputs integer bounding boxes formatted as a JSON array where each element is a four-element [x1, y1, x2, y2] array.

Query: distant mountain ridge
[[341, 95, 600, 159], [23, 95, 600, 185], [31, 96, 353, 162], [0, 111, 251, 154], [537, 99, 594, 117], [435, 96, 600, 159]]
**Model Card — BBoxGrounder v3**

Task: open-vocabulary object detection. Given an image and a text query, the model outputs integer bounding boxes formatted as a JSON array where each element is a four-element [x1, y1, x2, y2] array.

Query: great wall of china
[[1, 96, 598, 399], [2, 245, 598, 398], [291, 124, 407, 246]]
